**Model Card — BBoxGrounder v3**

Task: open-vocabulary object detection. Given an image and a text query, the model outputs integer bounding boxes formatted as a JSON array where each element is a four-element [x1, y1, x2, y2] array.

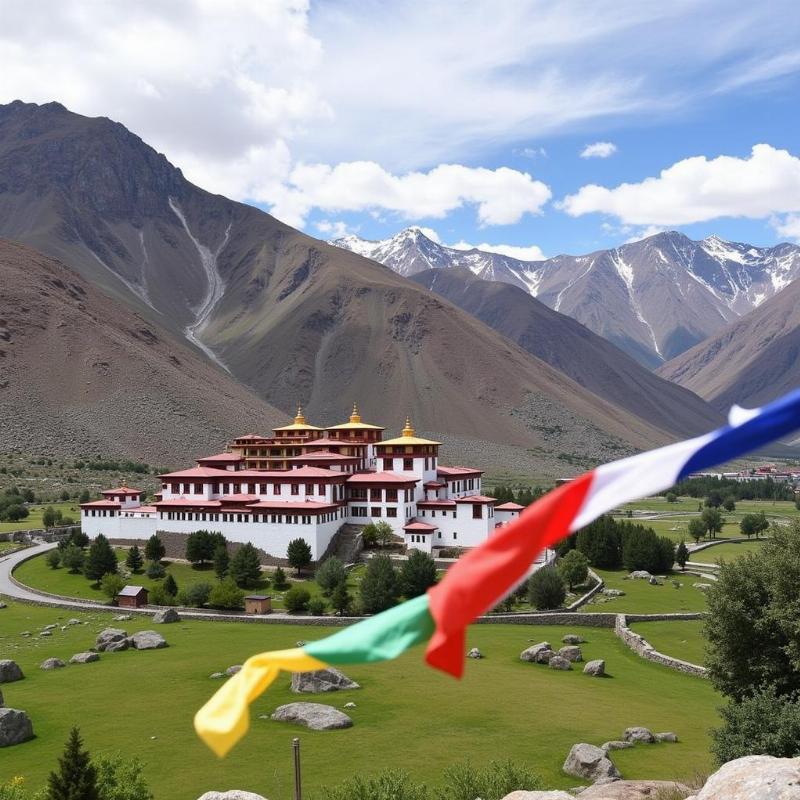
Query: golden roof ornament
[[402, 416, 415, 437], [294, 406, 306, 425], [350, 403, 362, 424]]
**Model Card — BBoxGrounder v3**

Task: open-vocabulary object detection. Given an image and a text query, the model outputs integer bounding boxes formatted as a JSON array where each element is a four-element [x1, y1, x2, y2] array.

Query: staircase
[[319, 524, 364, 565]]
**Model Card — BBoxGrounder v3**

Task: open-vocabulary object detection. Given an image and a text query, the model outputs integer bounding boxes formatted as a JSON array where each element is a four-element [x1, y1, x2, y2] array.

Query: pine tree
[[163, 573, 178, 598], [676, 540, 689, 570], [315, 556, 346, 596], [213, 543, 230, 579], [273, 565, 288, 589], [46, 727, 100, 800], [144, 534, 165, 563], [399, 550, 437, 598], [287, 538, 312, 575], [125, 545, 144, 573], [360, 554, 399, 613], [84, 535, 118, 582], [229, 542, 263, 588], [331, 581, 351, 615]]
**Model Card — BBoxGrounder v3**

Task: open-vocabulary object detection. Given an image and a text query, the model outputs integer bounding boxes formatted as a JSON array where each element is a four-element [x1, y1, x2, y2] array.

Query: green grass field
[[0, 601, 720, 798], [631, 620, 707, 667], [690, 540, 766, 565], [0, 502, 81, 533], [585, 570, 708, 614], [13, 549, 364, 612]]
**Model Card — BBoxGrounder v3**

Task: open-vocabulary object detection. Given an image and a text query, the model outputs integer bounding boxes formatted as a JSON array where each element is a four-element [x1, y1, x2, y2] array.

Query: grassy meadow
[[585, 569, 708, 614], [0, 601, 721, 799], [631, 620, 707, 666], [690, 540, 766, 564], [0, 502, 82, 533]]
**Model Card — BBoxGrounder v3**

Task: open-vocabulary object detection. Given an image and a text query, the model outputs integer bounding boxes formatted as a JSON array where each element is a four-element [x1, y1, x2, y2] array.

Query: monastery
[[80, 406, 525, 560]]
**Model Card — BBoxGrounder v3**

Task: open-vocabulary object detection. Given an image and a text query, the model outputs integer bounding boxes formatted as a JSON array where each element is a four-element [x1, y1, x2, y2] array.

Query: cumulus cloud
[[315, 220, 353, 239], [449, 240, 547, 261], [269, 162, 552, 228], [580, 141, 617, 159], [772, 214, 800, 242], [561, 144, 800, 225]]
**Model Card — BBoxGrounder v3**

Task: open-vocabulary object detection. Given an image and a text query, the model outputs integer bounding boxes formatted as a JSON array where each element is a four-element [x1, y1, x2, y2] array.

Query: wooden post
[[292, 737, 302, 800]]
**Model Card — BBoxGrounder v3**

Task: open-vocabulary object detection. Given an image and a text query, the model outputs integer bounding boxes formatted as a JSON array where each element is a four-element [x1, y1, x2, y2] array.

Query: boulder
[[549, 656, 572, 671], [629, 571, 651, 580], [39, 630, 52, 637], [40, 658, 66, 670], [291, 668, 360, 694], [68, 618, 82, 625], [0, 601, 6, 609], [520, 642, 552, 663], [196, 792, 268, 800], [271, 702, 353, 731], [0, 708, 33, 747], [226, 665, 242, 677], [501, 793, 574, 800], [578, 780, 691, 799], [467, 648, 483, 659], [562, 743, 620, 782], [113, 614, 132, 621], [343, 702, 356, 709], [210, 672, 225, 680], [623, 726, 656, 744], [105, 639, 130, 653], [0, 660, 24, 683], [558, 645, 583, 662], [562, 634, 585, 645], [96, 628, 128, 651], [655, 731, 678, 743], [685, 755, 800, 800], [584, 659, 605, 677], [693, 583, 712, 592], [153, 608, 181, 624], [648, 576, 661, 585], [128, 631, 167, 650], [70, 652, 100, 664], [602, 588, 625, 597], [601, 741, 634, 752], [42, 624, 57, 631]]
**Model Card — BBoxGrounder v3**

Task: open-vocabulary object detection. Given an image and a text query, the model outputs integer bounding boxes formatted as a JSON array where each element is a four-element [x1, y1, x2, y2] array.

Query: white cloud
[[623, 225, 667, 243], [772, 214, 800, 242], [409, 226, 441, 243], [449, 241, 547, 261], [516, 146, 548, 159], [561, 144, 800, 225], [315, 219, 352, 239], [269, 162, 552, 228], [580, 141, 617, 159]]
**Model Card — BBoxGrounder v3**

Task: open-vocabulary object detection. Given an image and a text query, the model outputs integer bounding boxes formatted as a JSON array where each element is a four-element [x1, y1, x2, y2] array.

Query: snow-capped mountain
[[332, 228, 800, 367]]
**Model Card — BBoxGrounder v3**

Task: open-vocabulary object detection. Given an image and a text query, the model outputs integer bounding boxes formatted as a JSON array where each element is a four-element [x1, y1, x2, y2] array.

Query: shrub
[[125, 545, 143, 573], [438, 759, 543, 800], [61, 544, 85, 574], [46, 549, 62, 569], [665, 492, 678, 503], [361, 524, 378, 548], [144, 534, 165, 563], [722, 496, 736, 512], [399, 550, 437, 598], [324, 770, 427, 800], [229, 542, 262, 588], [1, 504, 28, 522], [527, 566, 566, 610], [84, 535, 118, 582], [316, 556, 347, 596], [213, 543, 230, 579], [557, 549, 589, 590], [273, 565, 289, 590], [308, 596, 327, 616], [284, 585, 311, 613], [42, 506, 62, 528], [100, 572, 125, 601], [176, 582, 212, 608], [145, 561, 165, 580], [676, 541, 689, 570], [94, 753, 154, 800], [162, 574, 178, 598], [287, 538, 312, 575], [208, 577, 244, 610], [360, 555, 399, 614], [711, 687, 800, 764], [148, 583, 176, 606], [331, 581, 352, 615]]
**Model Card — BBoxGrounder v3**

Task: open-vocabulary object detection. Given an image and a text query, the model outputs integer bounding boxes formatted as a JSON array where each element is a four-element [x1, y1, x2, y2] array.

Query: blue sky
[[3, 0, 800, 260]]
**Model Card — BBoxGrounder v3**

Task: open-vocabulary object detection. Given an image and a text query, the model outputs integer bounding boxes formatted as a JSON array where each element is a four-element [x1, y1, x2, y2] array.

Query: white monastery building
[[81, 406, 525, 559]]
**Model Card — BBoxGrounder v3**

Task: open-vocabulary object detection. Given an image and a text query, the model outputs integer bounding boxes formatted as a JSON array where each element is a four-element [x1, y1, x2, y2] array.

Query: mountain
[[0, 238, 284, 463], [0, 101, 676, 476], [334, 228, 800, 368], [658, 277, 800, 412], [412, 267, 723, 437]]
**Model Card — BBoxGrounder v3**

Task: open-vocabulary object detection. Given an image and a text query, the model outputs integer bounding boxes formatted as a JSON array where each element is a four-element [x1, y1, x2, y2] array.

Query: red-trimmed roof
[[118, 585, 147, 597], [416, 499, 457, 508], [423, 481, 444, 489], [160, 466, 232, 479], [495, 501, 525, 510], [217, 494, 260, 503], [154, 498, 222, 508], [80, 500, 122, 508], [403, 521, 438, 532], [455, 494, 497, 504], [285, 451, 359, 462], [121, 505, 157, 514], [346, 471, 418, 485], [101, 487, 142, 496], [247, 500, 340, 512], [437, 465, 484, 477], [197, 452, 244, 463], [303, 437, 353, 448]]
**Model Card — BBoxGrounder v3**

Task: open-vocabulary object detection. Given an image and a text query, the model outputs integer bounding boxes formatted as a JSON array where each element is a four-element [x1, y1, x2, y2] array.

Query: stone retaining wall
[[9, 526, 80, 543], [614, 613, 708, 677]]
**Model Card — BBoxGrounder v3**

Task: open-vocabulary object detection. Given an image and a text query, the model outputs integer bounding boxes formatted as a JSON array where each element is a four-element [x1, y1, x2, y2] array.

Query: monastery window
[[302, 515, 311, 524], [403, 458, 413, 471], [248, 483, 256, 494], [273, 483, 281, 495], [383, 458, 393, 470], [472, 505, 482, 519], [386, 488, 398, 502], [453, 532, 458, 540], [305, 483, 313, 495], [386, 508, 397, 518], [452, 511, 456, 518], [371, 507, 382, 517], [438, 531, 442, 539], [161, 483, 168, 491], [212, 483, 219, 493], [237, 514, 244, 522], [233, 483, 241, 494], [291, 484, 299, 496], [431, 510, 436, 518], [259, 484, 267, 494], [489, 507, 494, 518]]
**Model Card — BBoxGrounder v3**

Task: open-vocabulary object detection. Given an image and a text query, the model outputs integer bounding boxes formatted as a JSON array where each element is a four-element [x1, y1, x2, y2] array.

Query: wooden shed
[[117, 585, 148, 608], [244, 595, 272, 615]]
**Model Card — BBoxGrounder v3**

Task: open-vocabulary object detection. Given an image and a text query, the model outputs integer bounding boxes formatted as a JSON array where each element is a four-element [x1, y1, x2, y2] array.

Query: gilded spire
[[294, 406, 306, 425], [350, 402, 362, 424], [402, 416, 415, 437]]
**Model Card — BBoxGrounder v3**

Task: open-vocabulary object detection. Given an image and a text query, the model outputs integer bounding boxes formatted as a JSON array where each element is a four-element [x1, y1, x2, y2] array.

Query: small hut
[[117, 585, 148, 609], [244, 595, 272, 615]]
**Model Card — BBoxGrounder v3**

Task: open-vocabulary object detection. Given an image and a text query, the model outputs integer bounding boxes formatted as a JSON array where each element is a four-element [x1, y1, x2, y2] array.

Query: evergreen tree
[[229, 542, 262, 588], [213, 543, 230, 579], [79, 489, 91, 504], [273, 565, 288, 589], [287, 538, 312, 575], [557, 549, 589, 590], [527, 566, 566, 610], [46, 549, 62, 569], [62, 544, 85, 574], [676, 540, 689, 571], [84, 535, 118, 582], [575, 516, 623, 568], [144, 534, 165, 563], [185, 530, 217, 567], [46, 727, 99, 800], [331, 581, 351, 615], [163, 573, 178, 597], [399, 550, 437, 598], [359, 554, 399, 613], [125, 545, 144, 573], [315, 556, 347, 596]]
